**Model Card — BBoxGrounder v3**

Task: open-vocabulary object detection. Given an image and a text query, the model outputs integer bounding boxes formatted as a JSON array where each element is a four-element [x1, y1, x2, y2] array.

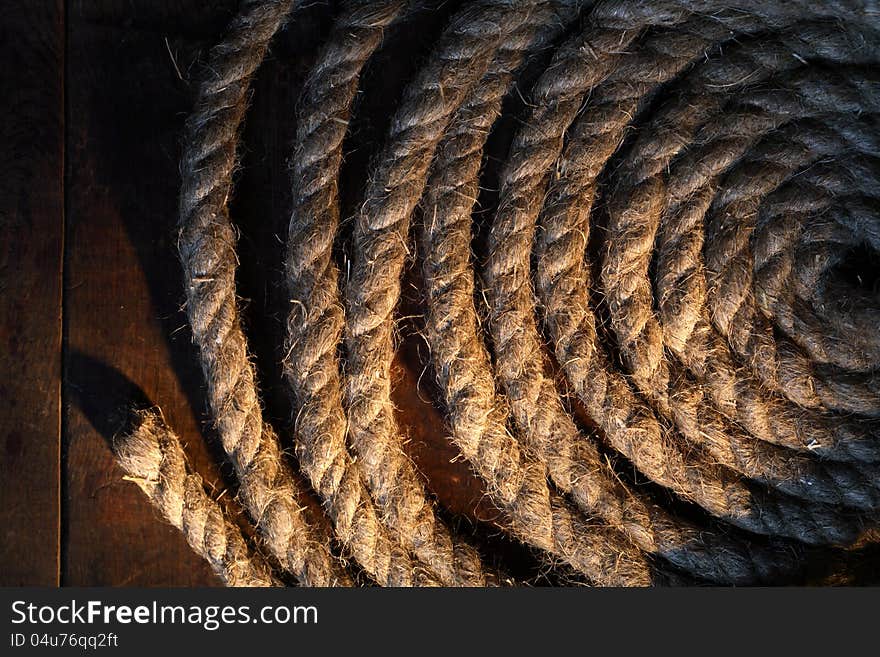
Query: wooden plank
[[62, 1, 238, 586], [0, 0, 65, 586]]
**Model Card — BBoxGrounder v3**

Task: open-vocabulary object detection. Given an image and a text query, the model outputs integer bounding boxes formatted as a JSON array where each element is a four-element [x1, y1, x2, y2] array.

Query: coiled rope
[[114, 0, 880, 585]]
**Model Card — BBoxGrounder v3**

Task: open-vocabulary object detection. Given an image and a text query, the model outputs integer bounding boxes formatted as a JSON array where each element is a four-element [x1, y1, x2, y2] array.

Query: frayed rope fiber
[[113, 0, 880, 585]]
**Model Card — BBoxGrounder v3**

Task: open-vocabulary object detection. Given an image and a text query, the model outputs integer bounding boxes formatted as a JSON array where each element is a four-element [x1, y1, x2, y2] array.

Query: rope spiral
[[116, 0, 880, 585]]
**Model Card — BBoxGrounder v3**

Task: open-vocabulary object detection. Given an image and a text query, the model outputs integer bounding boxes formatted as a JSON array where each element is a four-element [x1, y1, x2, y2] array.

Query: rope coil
[[114, 0, 880, 585]]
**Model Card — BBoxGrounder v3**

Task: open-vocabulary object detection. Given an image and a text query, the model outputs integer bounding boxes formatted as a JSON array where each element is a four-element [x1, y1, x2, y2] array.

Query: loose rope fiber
[[116, 0, 880, 585]]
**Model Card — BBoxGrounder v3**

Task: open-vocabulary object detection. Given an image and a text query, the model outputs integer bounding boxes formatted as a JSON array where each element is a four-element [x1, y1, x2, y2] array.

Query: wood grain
[[0, 0, 65, 586]]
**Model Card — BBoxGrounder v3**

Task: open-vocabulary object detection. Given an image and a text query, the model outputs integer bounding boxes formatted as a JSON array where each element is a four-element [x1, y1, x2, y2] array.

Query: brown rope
[[285, 0, 488, 586], [115, 0, 880, 585], [176, 0, 352, 586], [114, 410, 282, 587]]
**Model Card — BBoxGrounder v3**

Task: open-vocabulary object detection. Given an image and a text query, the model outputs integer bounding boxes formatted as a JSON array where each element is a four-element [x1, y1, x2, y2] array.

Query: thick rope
[[285, 0, 493, 586], [344, 0, 665, 585], [424, 12, 818, 582], [114, 410, 282, 587], [177, 0, 351, 586], [338, 0, 511, 575], [119, 0, 880, 585], [601, 35, 880, 444], [486, 0, 877, 551], [529, 20, 880, 550]]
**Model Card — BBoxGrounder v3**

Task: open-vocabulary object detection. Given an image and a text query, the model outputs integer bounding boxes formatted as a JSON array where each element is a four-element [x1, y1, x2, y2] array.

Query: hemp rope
[[177, 0, 354, 587], [527, 22, 880, 545], [424, 10, 804, 585], [114, 0, 880, 585], [114, 410, 281, 587], [486, 0, 878, 556], [286, 0, 494, 587]]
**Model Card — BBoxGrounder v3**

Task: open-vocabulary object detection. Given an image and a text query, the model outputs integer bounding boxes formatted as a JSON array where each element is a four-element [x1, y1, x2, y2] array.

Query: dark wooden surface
[[1, 0, 498, 586], [0, 1, 65, 586]]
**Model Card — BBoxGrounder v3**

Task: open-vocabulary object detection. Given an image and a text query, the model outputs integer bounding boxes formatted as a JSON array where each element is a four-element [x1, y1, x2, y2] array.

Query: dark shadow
[[65, 349, 227, 474], [64, 3, 235, 458], [66, 351, 152, 447]]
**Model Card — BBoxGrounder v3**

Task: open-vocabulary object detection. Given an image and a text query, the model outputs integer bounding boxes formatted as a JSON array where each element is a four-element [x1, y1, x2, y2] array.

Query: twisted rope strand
[[419, 0, 675, 585], [285, 0, 488, 586], [750, 164, 880, 378], [539, 28, 880, 518], [114, 410, 282, 587], [343, 0, 661, 585], [601, 32, 880, 454], [487, 3, 872, 547], [487, 13, 802, 581], [421, 7, 801, 583], [178, 0, 351, 586]]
